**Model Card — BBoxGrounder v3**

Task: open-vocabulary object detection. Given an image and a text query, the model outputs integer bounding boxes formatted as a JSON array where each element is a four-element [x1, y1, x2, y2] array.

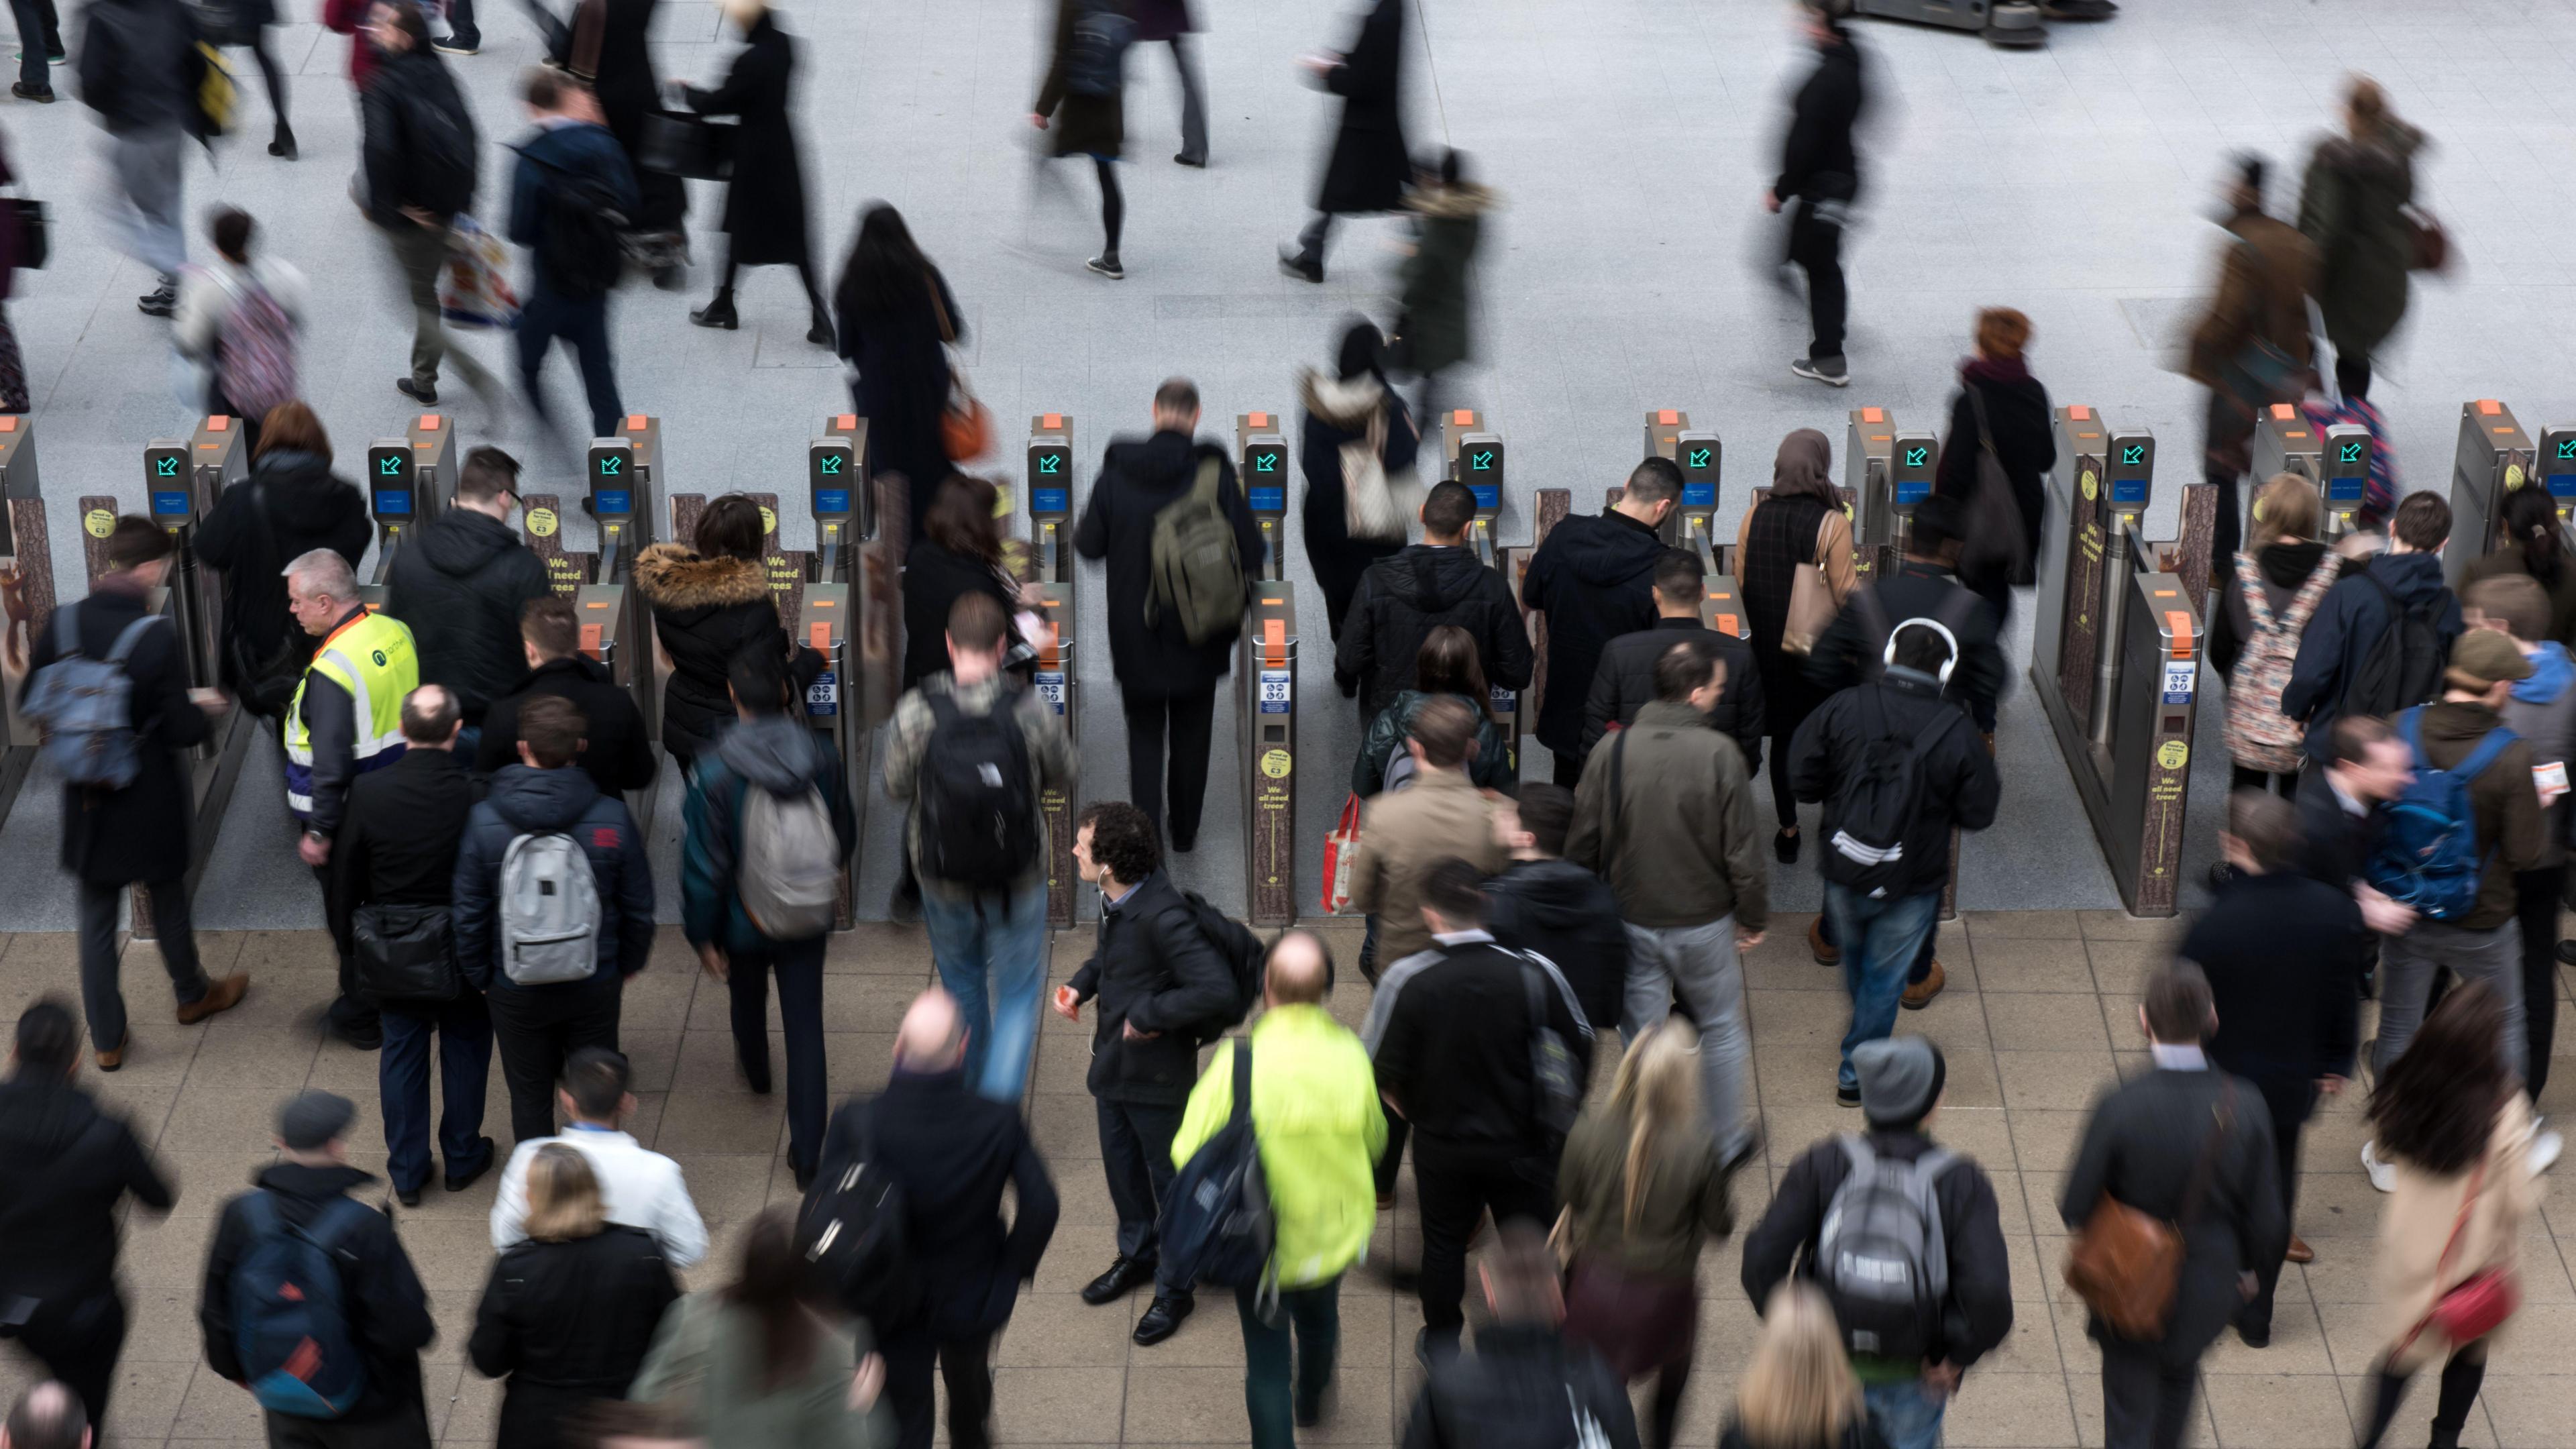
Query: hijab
[[1770, 428, 1837, 505]]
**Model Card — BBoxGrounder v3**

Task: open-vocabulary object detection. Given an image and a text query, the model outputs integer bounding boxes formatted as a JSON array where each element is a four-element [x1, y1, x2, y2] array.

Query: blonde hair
[[523, 1144, 606, 1243], [2249, 472, 2320, 551], [1609, 1020, 1703, 1234], [1736, 1282, 1863, 1445]]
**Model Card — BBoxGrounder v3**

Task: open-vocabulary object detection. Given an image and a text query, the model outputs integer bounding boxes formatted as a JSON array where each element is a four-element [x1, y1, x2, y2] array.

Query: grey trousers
[[102, 125, 186, 278], [2375, 917, 2527, 1082], [1161, 36, 1208, 164], [1621, 916, 1753, 1161], [382, 218, 456, 390]]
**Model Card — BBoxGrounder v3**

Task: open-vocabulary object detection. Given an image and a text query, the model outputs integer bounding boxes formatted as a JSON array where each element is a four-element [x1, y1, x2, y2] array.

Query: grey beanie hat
[[1854, 1037, 1945, 1128], [277, 1090, 356, 1151]]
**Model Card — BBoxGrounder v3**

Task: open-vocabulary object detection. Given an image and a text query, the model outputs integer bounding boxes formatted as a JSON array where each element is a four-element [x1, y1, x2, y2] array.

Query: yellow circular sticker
[[83, 508, 115, 539], [2156, 740, 2189, 771], [759, 505, 777, 536], [2506, 463, 2528, 492], [1260, 748, 1291, 779], [527, 507, 559, 538], [2080, 468, 2099, 502]]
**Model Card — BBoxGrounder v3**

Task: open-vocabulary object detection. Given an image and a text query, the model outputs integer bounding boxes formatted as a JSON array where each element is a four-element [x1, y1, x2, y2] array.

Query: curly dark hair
[[1077, 800, 1159, 886], [2368, 980, 2511, 1177]]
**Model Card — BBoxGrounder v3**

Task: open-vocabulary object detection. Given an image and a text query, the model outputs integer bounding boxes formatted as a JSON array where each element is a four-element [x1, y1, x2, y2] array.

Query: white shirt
[[490, 1126, 708, 1267]]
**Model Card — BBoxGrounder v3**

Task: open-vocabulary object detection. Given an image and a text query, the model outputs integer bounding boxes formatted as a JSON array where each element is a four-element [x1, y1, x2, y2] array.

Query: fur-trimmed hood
[[1297, 368, 1387, 431], [635, 542, 768, 612], [1406, 180, 1498, 221]]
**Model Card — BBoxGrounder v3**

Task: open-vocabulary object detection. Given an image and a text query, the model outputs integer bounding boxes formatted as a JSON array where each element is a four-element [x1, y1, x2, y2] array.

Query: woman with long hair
[[470, 1146, 680, 1449], [1299, 319, 1419, 644], [1558, 1020, 1737, 1449], [900, 473, 1017, 692], [1350, 625, 1511, 796], [630, 1206, 891, 1449], [2463, 482, 2576, 645], [1733, 428, 1857, 863], [2355, 983, 2538, 1449], [833, 205, 965, 543], [1722, 1283, 1888, 1449]]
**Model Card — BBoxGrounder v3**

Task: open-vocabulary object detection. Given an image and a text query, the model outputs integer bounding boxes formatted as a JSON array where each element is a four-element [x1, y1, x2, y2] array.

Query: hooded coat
[[1311, 0, 1408, 215], [1335, 543, 1531, 723], [680, 713, 856, 954], [1299, 368, 1418, 643], [682, 10, 816, 268], [0, 1075, 172, 1303], [1482, 856, 1628, 1036], [2279, 549, 2463, 760], [633, 543, 790, 763], [386, 508, 555, 722], [478, 655, 660, 798], [453, 764, 657, 991], [1521, 508, 1664, 757], [2298, 119, 2426, 362], [1395, 181, 1493, 376], [1072, 429, 1262, 696], [2500, 639, 2576, 868], [193, 447, 372, 706]]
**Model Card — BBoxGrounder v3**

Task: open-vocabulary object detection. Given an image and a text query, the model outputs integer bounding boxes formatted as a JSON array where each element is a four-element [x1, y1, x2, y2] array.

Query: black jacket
[[681, 11, 813, 266], [1073, 429, 1263, 698], [1482, 859, 1627, 1038], [1335, 543, 1532, 723], [2281, 549, 2463, 760], [1067, 871, 1238, 1106], [1741, 1128, 2014, 1371], [1775, 30, 1864, 205], [468, 1226, 679, 1449], [477, 655, 659, 798], [1806, 559, 2008, 733], [0, 1076, 173, 1302], [1399, 1324, 1640, 1449], [76, 0, 194, 134], [201, 1163, 435, 1422], [2210, 539, 2346, 682], [1312, 0, 1409, 216], [1935, 366, 2055, 598], [1373, 938, 1593, 1150], [330, 748, 478, 962], [838, 264, 961, 544], [25, 582, 211, 885], [900, 539, 1014, 692], [453, 765, 657, 993], [1299, 371, 1417, 643], [2059, 1067, 2287, 1364], [1789, 669, 2001, 898], [193, 448, 372, 706], [1583, 617, 1767, 773], [358, 46, 477, 223], [1521, 511, 1664, 755], [386, 510, 553, 723], [2182, 871, 2366, 1083], [2294, 762, 2385, 892], [824, 1066, 1059, 1339], [633, 543, 790, 762]]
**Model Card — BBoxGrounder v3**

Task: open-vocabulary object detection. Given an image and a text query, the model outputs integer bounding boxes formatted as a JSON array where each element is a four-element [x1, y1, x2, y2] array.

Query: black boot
[[269, 121, 297, 160], [806, 305, 834, 346], [690, 288, 739, 330]]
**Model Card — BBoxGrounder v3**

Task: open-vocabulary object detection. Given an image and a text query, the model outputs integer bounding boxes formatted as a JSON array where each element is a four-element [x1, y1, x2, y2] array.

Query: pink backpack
[[215, 272, 297, 423], [2226, 549, 2338, 771]]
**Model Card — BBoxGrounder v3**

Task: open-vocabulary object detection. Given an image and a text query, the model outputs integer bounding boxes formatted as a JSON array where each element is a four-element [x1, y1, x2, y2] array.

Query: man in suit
[[2061, 965, 2287, 1449]]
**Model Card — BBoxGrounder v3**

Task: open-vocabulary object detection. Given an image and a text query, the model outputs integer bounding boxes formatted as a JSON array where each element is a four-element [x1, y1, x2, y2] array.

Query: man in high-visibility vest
[[284, 547, 421, 1049]]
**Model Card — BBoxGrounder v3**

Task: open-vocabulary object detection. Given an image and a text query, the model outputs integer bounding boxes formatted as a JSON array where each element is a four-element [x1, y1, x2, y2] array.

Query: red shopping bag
[[1321, 793, 1364, 914]]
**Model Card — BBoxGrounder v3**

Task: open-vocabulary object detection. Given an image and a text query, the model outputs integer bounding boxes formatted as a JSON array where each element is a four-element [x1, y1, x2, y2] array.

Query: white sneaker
[[2527, 1123, 2563, 1177], [2361, 1139, 2396, 1193]]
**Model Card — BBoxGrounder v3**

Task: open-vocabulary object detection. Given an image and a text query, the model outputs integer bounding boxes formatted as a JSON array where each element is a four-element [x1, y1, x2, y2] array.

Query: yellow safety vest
[[284, 608, 419, 818]]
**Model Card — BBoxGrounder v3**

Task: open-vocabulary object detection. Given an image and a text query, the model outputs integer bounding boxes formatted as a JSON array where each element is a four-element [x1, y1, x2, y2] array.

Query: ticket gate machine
[[579, 419, 663, 822], [2249, 405, 2372, 542], [358, 413, 460, 607], [1438, 409, 1507, 563], [1230, 414, 1301, 925], [0, 418, 50, 830], [798, 432, 863, 927], [2030, 408, 2215, 916], [2449, 400, 2536, 586], [1235, 412, 1290, 574], [1642, 408, 1741, 637], [1846, 408, 1937, 578], [1027, 413, 1079, 926]]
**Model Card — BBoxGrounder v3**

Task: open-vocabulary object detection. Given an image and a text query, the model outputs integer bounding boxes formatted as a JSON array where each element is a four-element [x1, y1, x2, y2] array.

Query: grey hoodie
[[683, 714, 855, 949]]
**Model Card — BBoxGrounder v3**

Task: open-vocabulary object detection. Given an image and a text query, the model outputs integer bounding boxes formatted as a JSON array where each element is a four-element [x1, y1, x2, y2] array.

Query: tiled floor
[[0, 910, 2568, 1446]]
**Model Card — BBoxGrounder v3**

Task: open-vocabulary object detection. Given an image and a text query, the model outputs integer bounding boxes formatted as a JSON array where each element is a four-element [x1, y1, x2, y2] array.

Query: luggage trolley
[[1236, 413, 1299, 926], [1027, 413, 1079, 928], [2448, 399, 2536, 586], [0, 417, 50, 830]]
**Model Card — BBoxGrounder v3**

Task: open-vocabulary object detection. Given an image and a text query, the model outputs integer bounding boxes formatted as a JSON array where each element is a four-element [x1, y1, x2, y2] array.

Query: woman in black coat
[[633, 494, 791, 774], [1031, 0, 1126, 278], [1279, 0, 1407, 282], [902, 473, 1017, 692], [1933, 307, 2055, 627], [833, 204, 964, 543], [680, 0, 830, 342], [1299, 320, 1417, 645], [468, 1146, 680, 1449], [192, 402, 372, 716]]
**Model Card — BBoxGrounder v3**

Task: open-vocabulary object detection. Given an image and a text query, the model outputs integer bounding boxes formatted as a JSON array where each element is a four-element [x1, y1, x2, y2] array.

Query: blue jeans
[[1864, 1377, 1947, 1449], [921, 878, 1050, 1103], [1237, 1277, 1340, 1449], [1823, 885, 1942, 1093], [1817, 909, 1939, 984], [516, 284, 623, 438], [379, 992, 493, 1195]]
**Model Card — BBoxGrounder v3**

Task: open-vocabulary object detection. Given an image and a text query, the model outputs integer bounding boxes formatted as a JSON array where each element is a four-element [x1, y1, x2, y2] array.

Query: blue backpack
[[2367, 707, 2517, 921], [1157, 1041, 1275, 1308], [22, 608, 163, 788], [231, 1193, 373, 1418]]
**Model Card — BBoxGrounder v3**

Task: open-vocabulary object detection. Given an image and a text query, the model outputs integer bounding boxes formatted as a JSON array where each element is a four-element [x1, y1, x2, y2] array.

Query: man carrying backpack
[[198, 1090, 435, 1446], [1072, 377, 1260, 852], [1053, 800, 1237, 1346], [24, 517, 247, 1069], [1792, 623, 2000, 1109], [453, 696, 657, 1148], [683, 651, 855, 1191], [883, 592, 1078, 1106], [2282, 490, 2464, 761], [1334, 478, 1531, 727], [508, 67, 641, 439], [357, 0, 489, 407], [1741, 1036, 2012, 1449], [2358, 628, 2544, 1191]]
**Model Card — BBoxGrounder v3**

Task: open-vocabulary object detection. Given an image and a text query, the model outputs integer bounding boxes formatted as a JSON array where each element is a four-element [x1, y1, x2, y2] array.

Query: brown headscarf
[[1770, 428, 1837, 505]]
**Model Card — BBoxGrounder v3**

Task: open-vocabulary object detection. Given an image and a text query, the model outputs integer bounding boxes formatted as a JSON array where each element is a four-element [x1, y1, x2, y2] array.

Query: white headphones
[[1883, 617, 1962, 686]]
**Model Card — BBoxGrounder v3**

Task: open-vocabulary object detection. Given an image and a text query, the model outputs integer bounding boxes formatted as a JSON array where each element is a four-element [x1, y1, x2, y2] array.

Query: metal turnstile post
[[0, 417, 49, 830], [2449, 399, 2534, 586], [1845, 407, 1898, 580], [1243, 592, 1298, 926], [1028, 414, 1078, 927], [358, 414, 455, 608]]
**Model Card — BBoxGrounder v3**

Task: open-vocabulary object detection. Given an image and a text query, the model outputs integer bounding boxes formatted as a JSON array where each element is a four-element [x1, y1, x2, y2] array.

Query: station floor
[[0, 909, 2567, 1448]]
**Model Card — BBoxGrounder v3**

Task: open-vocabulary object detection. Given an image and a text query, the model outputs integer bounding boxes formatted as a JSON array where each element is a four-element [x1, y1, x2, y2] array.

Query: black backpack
[[1156, 1042, 1274, 1299], [523, 152, 629, 299], [1180, 890, 1263, 1044], [1063, 0, 1135, 99], [918, 692, 1040, 890], [794, 1110, 918, 1326], [402, 80, 480, 218], [1821, 687, 1966, 897], [2347, 572, 2447, 722]]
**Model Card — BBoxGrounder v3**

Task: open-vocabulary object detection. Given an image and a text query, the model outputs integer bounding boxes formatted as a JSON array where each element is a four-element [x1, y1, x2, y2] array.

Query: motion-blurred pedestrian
[[833, 204, 965, 543], [359, 0, 489, 408], [77, 0, 195, 316], [1483, 784, 1627, 1046], [492, 1048, 707, 1266], [1735, 429, 1856, 862], [174, 208, 305, 457], [0, 127, 26, 412], [1768, 0, 1866, 388], [7, 0, 62, 102], [680, 0, 831, 341], [1279, 0, 1405, 284], [559, 0, 687, 270], [2298, 77, 2428, 400], [1299, 320, 1418, 644], [1933, 307, 2054, 621], [1030, 0, 1126, 278], [901, 474, 1016, 694], [203, 0, 297, 157], [1, 1384, 89, 1449], [1390, 148, 1490, 439], [2187, 154, 2315, 581], [1397, 1222, 1640, 1449], [509, 66, 640, 438], [1719, 1283, 1892, 1449], [1132, 0, 1206, 167]]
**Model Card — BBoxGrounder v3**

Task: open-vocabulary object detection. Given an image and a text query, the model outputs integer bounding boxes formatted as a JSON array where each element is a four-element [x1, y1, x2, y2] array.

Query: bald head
[[1264, 931, 1330, 1008], [4, 1383, 89, 1449], [895, 989, 967, 1071]]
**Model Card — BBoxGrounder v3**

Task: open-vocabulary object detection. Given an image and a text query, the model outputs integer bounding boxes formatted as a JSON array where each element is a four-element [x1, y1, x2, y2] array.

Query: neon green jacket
[[1171, 1005, 1387, 1288]]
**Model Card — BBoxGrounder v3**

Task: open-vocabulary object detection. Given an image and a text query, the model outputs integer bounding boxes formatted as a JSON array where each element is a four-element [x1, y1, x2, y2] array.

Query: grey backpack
[[24, 608, 163, 789], [1813, 1135, 1956, 1361], [498, 832, 601, 984], [739, 782, 839, 941]]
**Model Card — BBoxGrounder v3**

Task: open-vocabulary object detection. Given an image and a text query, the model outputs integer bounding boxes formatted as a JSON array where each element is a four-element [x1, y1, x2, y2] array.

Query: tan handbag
[[1780, 513, 1839, 656], [2063, 1080, 2234, 1340]]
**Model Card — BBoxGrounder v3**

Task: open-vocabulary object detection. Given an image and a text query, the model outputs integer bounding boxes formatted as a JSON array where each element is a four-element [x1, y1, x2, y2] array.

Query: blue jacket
[[507, 119, 641, 297], [454, 763, 656, 991], [2279, 550, 2463, 759], [681, 714, 855, 953]]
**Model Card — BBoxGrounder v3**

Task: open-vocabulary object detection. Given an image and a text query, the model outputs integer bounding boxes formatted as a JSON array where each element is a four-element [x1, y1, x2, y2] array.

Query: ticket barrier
[[1442, 408, 1507, 562], [1513, 489, 1574, 768], [356, 413, 460, 608], [1642, 407, 1743, 641], [1241, 588, 1299, 926], [2448, 399, 2537, 587], [1028, 413, 1079, 928], [0, 417, 51, 830], [2537, 421, 2576, 544], [1855, 0, 2044, 47], [1235, 412, 1290, 574], [578, 418, 662, 827], [1845, 407, 1937, 579], [2029, 407, 2216, 917], [797, 433, 862, 927], [2249, 404, 2371, 543]]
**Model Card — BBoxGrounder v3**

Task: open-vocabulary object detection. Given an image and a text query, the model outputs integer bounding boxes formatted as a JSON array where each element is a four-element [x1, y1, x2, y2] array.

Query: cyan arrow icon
[[155, 458, 178, 477], [1254, 453, 1278, 472], [1470, 449, 1495, 470], [1903, 446, 1929, 469], [379, 458, 403, 477], [1686, 447, 1712, 469], [2559, 439, 2576, 461], [597, 456, 623, 476], [2341, 441, 2365, 464], [818, 454, 843, 475], [1038, 454, 1063, 475], [2121, 444, 2145, 467]]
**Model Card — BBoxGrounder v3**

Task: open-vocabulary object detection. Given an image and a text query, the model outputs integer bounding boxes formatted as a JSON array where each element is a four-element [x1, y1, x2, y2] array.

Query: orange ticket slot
[[1039, 621, 1062, 670], [1263, 617, 1287, 669], [2478, 399, 2502, 415], [579, 623, 603, 658], [1716, 612, 1740, 635], [418, 415, 441, 430], [0, 417, 19, 432], [2270, 403, 2296, 419], [206, 415, 230, 431], [1248, 411, 1269, 428], [1041, 413, 1064, 429], [1657, 409, 1679, 425], [1452, 409, 1474, 426], [2068, 405, 2092, 421], [808, 622, 832, 651], [2166, 610, 2195, 660], [626, 414, 648, 430], [835, 413, 857, 430]]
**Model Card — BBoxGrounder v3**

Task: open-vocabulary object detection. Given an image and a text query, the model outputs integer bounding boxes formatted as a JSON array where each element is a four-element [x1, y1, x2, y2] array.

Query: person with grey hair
[[331, 685, 493, 1208], [2, 1383, 90, 1449], [284, 545, 423, 1051]]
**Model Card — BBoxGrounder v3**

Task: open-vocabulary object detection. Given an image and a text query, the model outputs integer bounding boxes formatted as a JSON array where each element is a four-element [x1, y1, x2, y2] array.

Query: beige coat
[[2376, 1093, 2542, 1371], [1348, 767, 1503, 965]]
